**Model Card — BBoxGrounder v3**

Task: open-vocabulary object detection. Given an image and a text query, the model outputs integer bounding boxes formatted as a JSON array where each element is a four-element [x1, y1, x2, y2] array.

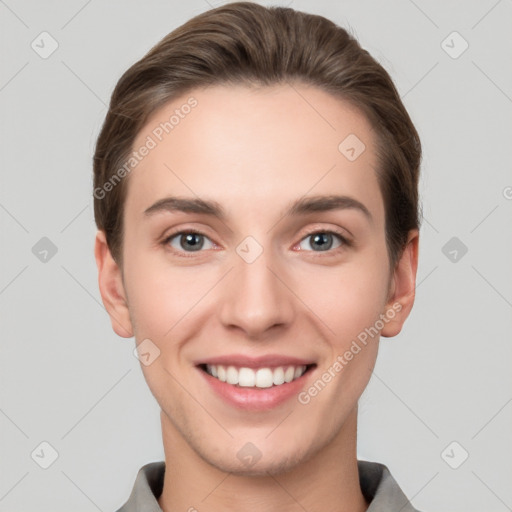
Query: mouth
[[195, 355, 317, 410], [198, 363, 316, 388]]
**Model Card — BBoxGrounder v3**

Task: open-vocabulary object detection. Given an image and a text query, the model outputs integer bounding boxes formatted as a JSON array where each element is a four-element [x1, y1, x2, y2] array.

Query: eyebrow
[[143, 194, 372, 223]]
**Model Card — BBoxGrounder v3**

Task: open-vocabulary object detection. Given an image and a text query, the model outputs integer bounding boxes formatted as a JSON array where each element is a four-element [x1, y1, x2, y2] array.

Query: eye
[[297, 231, 348, 252], [163, 231, 215, 253]]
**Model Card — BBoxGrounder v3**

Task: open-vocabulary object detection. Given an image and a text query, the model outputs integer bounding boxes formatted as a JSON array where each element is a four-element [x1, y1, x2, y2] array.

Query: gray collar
[[116, 460, 421, 512]]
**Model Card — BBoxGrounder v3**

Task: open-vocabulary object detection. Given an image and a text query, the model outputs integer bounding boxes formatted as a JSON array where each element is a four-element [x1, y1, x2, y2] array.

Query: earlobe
[[381, 230, 419, 338], [94, 230, 134, 338]]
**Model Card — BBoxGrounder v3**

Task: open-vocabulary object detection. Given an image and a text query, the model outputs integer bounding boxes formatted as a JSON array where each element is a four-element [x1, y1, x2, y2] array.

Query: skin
[[95, 83, 418, 512]]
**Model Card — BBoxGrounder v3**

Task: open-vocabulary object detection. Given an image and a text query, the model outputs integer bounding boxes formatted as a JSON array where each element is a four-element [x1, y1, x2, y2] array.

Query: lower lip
[[198, 367, 314, 411]]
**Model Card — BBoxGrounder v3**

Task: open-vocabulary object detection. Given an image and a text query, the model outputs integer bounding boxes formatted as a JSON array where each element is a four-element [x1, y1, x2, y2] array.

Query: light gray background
[[1, 1, 511, 511]]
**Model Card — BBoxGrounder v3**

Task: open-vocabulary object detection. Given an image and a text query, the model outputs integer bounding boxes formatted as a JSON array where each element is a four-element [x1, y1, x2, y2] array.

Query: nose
[[218, 244, 295, 339]]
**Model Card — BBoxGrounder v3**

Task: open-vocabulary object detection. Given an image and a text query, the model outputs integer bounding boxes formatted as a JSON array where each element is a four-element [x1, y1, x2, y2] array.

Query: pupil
[[312, 233, 332, 251]]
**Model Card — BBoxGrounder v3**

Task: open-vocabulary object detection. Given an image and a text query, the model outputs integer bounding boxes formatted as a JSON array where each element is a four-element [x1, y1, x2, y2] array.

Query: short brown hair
[[93, 1, 421, 269]]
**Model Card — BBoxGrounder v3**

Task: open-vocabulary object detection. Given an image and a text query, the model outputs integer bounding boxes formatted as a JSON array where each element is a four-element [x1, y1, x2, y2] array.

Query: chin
[[198, 440, 315, 478]]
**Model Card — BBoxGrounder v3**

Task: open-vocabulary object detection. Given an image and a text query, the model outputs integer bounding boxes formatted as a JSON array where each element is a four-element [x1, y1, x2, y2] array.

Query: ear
[[94, 230, 133, 338], [381, 229, 419, 338]]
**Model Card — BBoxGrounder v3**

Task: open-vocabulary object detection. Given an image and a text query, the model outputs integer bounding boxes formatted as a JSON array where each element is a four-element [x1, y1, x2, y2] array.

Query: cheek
[[292, 253, 390, 344], [296, 259, 388, 418], [123, 248, 217, 339]]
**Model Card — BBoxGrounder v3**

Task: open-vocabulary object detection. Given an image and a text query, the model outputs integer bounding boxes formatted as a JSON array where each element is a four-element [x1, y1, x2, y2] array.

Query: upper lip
[[195, 354, 316, 369]]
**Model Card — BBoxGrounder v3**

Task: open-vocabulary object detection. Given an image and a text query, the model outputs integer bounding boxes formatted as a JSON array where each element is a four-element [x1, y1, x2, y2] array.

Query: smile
[[195, 354, 317, 410], [204, 364, 309, 388]]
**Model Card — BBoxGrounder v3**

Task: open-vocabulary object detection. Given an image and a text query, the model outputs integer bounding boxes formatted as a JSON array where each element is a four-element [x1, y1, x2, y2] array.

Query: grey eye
[[299, 232, 343, 252], [168, 232, 214, 252]]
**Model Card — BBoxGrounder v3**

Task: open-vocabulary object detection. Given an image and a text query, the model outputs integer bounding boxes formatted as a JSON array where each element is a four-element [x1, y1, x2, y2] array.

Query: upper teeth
[[206, 365, 307, 388]]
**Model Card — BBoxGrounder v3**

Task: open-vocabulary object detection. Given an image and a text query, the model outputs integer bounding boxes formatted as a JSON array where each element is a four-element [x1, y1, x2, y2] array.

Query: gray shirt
[[115, 460, 422, 512]]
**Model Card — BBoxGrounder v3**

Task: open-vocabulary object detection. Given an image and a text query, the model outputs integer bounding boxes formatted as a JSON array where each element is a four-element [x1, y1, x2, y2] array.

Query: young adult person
[[93, 3, 422, 511]]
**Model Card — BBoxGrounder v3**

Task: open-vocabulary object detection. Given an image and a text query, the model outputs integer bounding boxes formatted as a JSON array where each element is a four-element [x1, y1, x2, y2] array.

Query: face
[[97, 83, 417, 476]]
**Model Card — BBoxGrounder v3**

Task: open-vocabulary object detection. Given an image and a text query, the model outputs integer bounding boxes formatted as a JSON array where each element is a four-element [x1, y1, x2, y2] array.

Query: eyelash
[[161, 228, 352, 258]]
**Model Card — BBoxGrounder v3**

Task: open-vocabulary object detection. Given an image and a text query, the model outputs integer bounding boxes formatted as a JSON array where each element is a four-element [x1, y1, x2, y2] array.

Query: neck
[[157, 408, 368, 512]]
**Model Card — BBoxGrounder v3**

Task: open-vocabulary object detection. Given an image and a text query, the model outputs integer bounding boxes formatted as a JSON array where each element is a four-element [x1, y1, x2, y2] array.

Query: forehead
[[127, 83, 383, 223]]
